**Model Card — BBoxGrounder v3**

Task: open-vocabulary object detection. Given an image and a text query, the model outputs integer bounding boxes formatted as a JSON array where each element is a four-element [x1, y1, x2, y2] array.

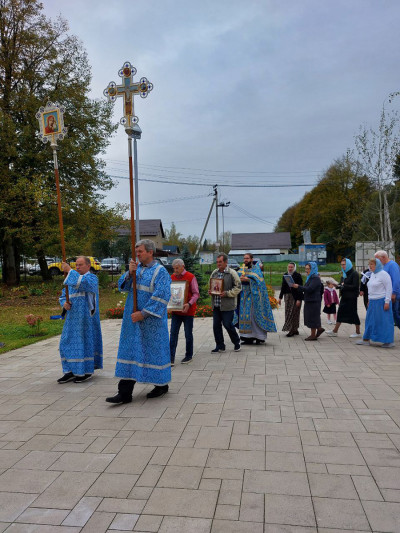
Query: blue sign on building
[[299, 244, 327, 265]]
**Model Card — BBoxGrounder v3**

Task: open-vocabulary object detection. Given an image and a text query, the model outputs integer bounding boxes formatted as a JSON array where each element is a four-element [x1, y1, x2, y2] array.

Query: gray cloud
[[43, 0, 400, 239]]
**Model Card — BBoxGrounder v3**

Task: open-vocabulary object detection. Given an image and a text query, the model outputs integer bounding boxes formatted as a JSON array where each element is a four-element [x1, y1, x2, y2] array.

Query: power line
[[140, 193, 209, 206], [105, 158, 322, 175], [108, 173, 315, 188], [230, 202, 276, 226]]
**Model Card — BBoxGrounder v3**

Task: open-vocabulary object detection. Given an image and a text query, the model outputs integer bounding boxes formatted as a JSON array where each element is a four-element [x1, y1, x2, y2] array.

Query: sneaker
[[211, 347, 225, 353], [326, 331, 338, 337], [181, 357, 193, 364], [381, 342, 395, 348], [147, 385, 169, 398], [106, 393, 132, 404], [349, 333, 362, 338], [74, 374, 92, 383], [57, 372, 74, 384], [327, 320, 332, 325], [234, 344, 241, 352]]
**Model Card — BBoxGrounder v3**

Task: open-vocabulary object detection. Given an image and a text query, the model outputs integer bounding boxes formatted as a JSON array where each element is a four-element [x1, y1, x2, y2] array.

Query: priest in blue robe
[[238, 253, 277, 344], [58, 256, 103, 384], [106, 239, 171, 404]]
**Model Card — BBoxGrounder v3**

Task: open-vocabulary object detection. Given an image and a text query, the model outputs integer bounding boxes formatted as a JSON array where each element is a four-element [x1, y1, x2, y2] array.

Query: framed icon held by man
[[167, 280, 189, 311], [210, 278, 224, 295]]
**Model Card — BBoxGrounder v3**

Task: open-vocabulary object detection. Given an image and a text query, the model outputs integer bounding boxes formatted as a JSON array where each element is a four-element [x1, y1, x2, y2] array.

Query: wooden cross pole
[[104, 61, 153, 312], [36, 102, 70, 305]]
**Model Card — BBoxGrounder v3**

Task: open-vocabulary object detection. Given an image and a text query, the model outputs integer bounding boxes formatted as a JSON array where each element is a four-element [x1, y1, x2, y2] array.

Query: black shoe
[[57, 372, 74, 384], [74, 374, 92, 383], [106, 393, 132, 404], [181, 357, 193, 364], [234, 344, 241, 352], [147, 385, 169, 398], [211, 347, 225, 353], [255, 339, 266, 344]]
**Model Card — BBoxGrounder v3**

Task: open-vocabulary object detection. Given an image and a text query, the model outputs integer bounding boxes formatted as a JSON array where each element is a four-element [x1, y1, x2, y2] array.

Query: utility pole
[[214, 185, 219, 252], [195, 194, 217, 256], [217, 201, 230, 251]]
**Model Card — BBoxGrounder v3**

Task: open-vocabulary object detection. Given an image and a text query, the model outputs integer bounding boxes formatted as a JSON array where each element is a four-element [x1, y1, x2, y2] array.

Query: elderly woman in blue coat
[[292, 262, 324, 341]]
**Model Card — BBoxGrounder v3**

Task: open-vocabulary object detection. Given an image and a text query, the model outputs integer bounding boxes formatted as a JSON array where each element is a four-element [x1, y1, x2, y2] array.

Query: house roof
[[163, 245, 180, 254], [231, 232, 291, 250], [117, 219, 165, 238]]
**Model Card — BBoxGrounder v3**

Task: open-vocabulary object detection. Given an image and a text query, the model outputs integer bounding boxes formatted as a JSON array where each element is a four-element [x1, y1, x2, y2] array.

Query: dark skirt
[[282, 293, 301, 332], [304, 301, 321, 329], [323, 303, 336, 314], [337, 297, 360, 325]]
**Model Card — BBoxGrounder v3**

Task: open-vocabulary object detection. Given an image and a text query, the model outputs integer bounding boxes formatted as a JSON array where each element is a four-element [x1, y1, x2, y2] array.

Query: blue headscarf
[[373, 258, 383, 274], [341, 258, 353, 279], [306, 261, 318, 283]]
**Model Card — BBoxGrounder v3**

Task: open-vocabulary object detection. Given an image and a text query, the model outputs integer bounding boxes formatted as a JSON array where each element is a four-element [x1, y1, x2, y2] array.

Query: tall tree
[[275, 155, 373, 255], [164, 222, 182, 247], [355, 100, 400, 245], [0, 0, 117, 284]]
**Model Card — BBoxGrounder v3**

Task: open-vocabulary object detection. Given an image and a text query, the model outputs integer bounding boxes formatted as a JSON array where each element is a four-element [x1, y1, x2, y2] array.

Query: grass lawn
[[0, 265, 342, 355], [0, 275, 125, 355]]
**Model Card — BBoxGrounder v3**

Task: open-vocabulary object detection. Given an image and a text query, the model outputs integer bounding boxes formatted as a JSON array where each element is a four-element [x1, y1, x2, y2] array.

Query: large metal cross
[[103, 61, 153, 132]]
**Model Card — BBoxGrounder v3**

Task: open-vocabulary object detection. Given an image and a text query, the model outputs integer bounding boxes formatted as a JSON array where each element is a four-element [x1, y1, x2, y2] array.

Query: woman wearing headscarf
[[278, 262, 303, 337], [292, 262, 324, 341], [356, 258, 394, 347], [326, 258, 361, 338]]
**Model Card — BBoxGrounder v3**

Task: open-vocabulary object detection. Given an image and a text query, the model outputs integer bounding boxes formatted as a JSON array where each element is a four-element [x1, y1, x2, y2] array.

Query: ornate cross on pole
[[104, 61, 153, 312], [36, 102, 70, 310]]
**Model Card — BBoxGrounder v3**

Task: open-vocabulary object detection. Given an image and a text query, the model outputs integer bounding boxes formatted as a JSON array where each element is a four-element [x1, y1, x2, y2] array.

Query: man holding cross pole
[[106, 239, 171, 404]]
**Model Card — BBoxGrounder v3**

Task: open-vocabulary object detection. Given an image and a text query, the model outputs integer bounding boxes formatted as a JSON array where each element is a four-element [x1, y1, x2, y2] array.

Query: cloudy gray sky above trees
[[42, 0, 400, 241]]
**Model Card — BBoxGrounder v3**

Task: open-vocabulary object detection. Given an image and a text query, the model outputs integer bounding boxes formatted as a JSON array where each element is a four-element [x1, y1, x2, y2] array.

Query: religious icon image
[[43, 111, 60, 135], [210, 278, 224, 295], [36, 102, 66, 146], [167, 281, 188, 311]]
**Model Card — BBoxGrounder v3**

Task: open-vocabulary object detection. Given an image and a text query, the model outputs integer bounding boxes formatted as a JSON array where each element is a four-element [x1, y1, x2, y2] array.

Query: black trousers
[[213, 308, 240, 349]]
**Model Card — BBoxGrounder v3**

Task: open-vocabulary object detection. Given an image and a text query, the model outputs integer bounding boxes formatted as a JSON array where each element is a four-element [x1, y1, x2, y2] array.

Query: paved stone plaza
[[1, 305, 400, 532]]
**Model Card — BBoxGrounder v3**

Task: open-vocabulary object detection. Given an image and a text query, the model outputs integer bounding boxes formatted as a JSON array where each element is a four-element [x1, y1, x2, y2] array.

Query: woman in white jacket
[[356, 258, 394, 348]]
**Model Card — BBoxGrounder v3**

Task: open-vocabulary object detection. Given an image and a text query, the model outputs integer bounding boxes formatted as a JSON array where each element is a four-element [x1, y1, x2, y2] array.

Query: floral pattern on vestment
[[238, 264, 277, 335], [59, 270, 103, 375], [115, 264, 171, 385]]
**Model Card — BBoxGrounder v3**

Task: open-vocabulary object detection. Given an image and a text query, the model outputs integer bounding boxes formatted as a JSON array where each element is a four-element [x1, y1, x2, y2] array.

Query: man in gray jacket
[[209, 253, 242, 353]]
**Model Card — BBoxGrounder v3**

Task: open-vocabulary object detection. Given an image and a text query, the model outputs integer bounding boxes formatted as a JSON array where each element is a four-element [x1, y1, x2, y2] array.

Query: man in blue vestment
[[106, 239, 171, 404], [375, 250, 400, 329], [238, 253, 277, 344], [58, 256, 103, 383]]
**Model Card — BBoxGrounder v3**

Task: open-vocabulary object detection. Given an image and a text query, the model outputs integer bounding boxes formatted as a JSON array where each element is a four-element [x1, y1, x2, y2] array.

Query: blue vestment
[[59, 270, 103, 375], [238, 263, 277, 338], [115, 263, 171, 385]]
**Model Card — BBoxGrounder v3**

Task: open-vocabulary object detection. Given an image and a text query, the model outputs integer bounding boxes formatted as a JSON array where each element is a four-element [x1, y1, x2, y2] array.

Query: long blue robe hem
[[115, 264, 171, 386], [238, 264, 277, 338], [59, 270, 103, 376]]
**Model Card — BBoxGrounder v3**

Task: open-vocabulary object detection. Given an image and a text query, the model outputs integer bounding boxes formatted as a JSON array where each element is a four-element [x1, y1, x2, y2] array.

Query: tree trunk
[[37, 249, 52, 281], [2, 236, 20, 286]]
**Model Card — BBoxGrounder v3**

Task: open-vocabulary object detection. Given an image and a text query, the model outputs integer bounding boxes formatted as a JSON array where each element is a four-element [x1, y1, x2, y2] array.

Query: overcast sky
[[42, 0, 400, 243]]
